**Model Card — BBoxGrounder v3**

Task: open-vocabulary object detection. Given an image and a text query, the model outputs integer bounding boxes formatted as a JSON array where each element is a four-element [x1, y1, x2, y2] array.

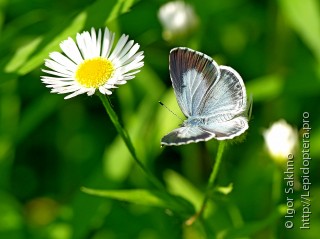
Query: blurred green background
[[0, 0, 319, 238]]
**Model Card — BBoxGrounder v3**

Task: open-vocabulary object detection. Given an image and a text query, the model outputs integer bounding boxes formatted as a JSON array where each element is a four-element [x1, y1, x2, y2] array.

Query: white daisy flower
[[41, 27, 144, 99], [263, 119, 299, 162]]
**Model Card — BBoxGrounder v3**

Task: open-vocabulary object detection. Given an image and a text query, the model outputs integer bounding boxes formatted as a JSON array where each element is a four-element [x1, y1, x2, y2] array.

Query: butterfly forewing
[[169, 47, 220, 117]]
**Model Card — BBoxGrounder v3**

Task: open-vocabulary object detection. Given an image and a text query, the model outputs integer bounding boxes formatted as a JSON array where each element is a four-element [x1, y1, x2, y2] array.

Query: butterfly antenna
[[158, 101, 184, 122]]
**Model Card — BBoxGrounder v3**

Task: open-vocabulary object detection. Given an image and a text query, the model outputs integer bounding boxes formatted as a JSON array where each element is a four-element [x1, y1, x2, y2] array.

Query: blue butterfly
[[161, 47, 251, 146]]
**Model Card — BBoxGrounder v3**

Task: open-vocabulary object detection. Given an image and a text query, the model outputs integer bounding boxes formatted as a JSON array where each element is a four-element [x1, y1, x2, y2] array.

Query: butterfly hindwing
[[161, 126, 215, 146], [201, 116, 248, 140], [197, 66, 247, 117]]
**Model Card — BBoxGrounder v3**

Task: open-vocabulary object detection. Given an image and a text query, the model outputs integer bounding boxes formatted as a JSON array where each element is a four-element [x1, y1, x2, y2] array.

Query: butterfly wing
[[194, 66, 250, 140], [161, 126, 215, 146], [161, 114, 249, 145], [200, 116, 249, 140], [160, 116, 248, 145], [169, 47, 220, 117], [197, 66, 247, 117]]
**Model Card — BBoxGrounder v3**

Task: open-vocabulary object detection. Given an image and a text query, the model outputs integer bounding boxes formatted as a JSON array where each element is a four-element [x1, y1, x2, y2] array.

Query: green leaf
[[81, 187, 195, 217], [164, 170, 203, 211], [4, 37, 42, 73], [106, 0, 138, 24], [218, 208, 281, 238], [17, 13, 87, 75], [279, 0, 320, 63]]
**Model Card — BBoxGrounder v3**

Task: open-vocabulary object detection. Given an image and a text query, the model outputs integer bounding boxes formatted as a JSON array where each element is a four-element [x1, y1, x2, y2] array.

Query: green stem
[[97, 92, 165, 191], [207, 141, 226, 193], [202, 140, 226, 208], [186, 141, 226, 225]]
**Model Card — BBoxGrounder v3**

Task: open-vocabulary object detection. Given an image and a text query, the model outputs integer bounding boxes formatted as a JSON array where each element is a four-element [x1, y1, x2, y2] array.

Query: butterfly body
[[183, 117, 204, 127], [161, 47, 250, 146]]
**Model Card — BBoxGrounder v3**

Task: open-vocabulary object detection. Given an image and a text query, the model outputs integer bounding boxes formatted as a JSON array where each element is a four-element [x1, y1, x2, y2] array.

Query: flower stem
[[186, 141, 226, 225], [97, 92, 165, 191], [205, 141, 226, 199]]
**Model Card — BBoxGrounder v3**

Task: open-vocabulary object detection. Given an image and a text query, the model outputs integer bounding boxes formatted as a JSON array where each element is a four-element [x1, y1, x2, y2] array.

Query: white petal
[[87, 88, 96, 96], [89, 27, 99, 57], [96, 29, 102, 56], [115, 80, 128, 84], [84, 30, 98, 58], [121, 69, 141, 77], [64, 88, 89, 99], [91, 27, 97, 47], [42, 80, 75, 86], [117, 40, 134, 59], [60, 37, 83, 64], [49, 52, 77, 72], [122, 76, 135, 81], [42, 69, 72, 78], [101, 28, 115, 58], [44, 59, 74, 76], [109, 34, 128, 61], [116, 43, 141, 66], [118, 51, 144, 67], [51, 85, 80, 93], [117, 55, 144, 74], [99, 86, 112, 95], [76, 32, 87, 59], [41, 76, 74, 81], [79, 31, 92, 59]]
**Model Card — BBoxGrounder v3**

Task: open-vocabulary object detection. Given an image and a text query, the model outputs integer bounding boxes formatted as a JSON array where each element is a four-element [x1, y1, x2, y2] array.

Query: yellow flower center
[[75, 57, 115, 88]]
